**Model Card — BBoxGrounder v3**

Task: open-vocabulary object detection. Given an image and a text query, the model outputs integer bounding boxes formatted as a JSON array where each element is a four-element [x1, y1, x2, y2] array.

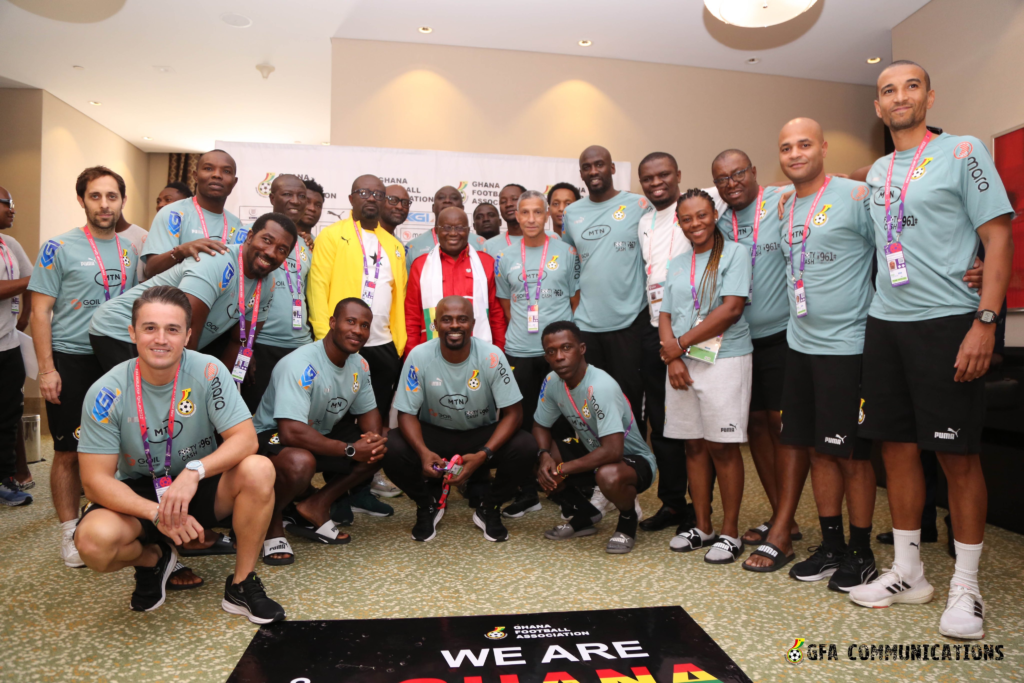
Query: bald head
[[579, 145, 616, 199], [432, 185, 464, 219], [778, 117, 828, 185], [780, 117, 824, 145], [437, 295, 473, 319], [198, 149, 236, 169], [381, 184, 410, 230], [269, 174, 308, 222], [580, 145, 611, 164]]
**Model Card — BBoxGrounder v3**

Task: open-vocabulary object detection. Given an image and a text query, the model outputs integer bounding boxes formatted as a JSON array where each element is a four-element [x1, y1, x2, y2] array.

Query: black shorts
[[779, 349, 870, 459], [621, 454, 654, 494], [242, 342, 296, 414], [90, 334, 137, 373], [749, 330, 787, 413], [46, 352, 103, 453], [859, 314, 984, 454], [256, 417, 362, 475], [77, 473, 225, 546]]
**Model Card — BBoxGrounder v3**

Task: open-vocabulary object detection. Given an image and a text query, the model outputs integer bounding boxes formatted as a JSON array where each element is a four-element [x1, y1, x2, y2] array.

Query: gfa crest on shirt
[[758, 199, 768, 220], [812, 205, 832, 227], [121, 249, 131, 267], [546, 256, 560, 270], [613, 205, 627, 221], [352, 372, 360, 393], [911, 157, 933, 181], [177, 388, 196, 417], [468, 369, 481, 391], [269, 432, 280, 445], [582, 401, 591, 419]]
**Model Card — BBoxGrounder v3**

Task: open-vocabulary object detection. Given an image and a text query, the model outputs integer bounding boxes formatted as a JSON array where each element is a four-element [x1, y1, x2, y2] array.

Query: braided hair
[[677, 188, 724, 314]]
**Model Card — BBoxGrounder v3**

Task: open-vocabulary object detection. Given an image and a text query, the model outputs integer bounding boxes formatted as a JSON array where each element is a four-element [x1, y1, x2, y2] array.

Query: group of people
[[0, 61, 1011, 641]]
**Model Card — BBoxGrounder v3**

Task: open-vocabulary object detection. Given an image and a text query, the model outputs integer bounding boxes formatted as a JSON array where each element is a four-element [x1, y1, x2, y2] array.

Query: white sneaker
[[62, 528, 85, 568], [589, 489, 616, 519], [939, 583, 985, 640], [370, 472, 402, 498], [848, 567, 934, 608]]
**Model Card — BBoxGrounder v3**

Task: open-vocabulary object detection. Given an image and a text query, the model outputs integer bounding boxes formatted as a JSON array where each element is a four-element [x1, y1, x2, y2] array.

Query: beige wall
[[146, 152, 169, 228], [0, 89, 44, 261], [331, 39, 884, 190], [894, 0, 1024, 345]]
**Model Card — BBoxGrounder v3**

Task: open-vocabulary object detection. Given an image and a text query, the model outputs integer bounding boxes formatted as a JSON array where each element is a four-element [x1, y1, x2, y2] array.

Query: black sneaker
[[473, 504, 509, 542], [130, 542, 176, 612], [502, 489, 542, 518], [222, 572, 285, 624], [789, 545, 844, 582], [639, 505, 685, 532], [827, 547, 878, 593], [412, 503, 444, 542], [466, 480, 490, 509]]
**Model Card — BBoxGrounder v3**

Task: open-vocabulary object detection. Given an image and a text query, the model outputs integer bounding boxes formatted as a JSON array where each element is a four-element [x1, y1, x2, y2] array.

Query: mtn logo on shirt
[[220, 262, 235, 290], [168, 211, 183, 238], [613, 205, 627, 221]]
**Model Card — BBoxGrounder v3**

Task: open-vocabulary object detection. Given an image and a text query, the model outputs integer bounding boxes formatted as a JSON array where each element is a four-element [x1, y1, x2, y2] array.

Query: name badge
[[361, 280, 377, 306], [685, 316, 723, 365], [745, 285, 752, 307], [885, 243, 910, 287], [10, 296, 18, 315], [527, 304, 540, 333], [794, 279, 808, 318], [153, 475, 173, 504], [292, 299, 303, 329], [232, 347, 253, 383], [647, 283, 664, 318]]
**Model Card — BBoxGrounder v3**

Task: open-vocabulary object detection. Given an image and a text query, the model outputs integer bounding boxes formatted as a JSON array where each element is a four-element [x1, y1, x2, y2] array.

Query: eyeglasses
[[385, 195, 410, 208], [713, 165, 752, 187], [437, 225, 469, 234], [352, 189, 385, 200], [0, 199, 13, 210]]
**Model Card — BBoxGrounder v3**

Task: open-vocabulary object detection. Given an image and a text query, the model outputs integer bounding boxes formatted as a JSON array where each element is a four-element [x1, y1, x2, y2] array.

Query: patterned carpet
[[0, 437, 1021, 683]]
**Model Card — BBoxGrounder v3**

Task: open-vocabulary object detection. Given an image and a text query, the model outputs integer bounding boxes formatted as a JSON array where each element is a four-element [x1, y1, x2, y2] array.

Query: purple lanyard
[[282, 244, 303, 298], [520, 237, 550, 305], [885, 130, 932, 244], [134, 360, 181, 479], [354, 223, 382, 281], [787, 177, 831, 282]]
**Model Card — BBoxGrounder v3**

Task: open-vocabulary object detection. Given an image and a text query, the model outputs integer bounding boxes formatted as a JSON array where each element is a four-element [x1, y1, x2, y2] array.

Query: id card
[[292, 299, 303, 329], [794, 279, 808, 318], [885, 243, 910, 286], [647, 283, 665, 318], [685, 317, 723, 365], [10, 296, 18, 315], [153, 475, 173, 504], [361, 280, 377, 305], [527, 304, 540, 333], [232, 347, 253, 383], [745, 285, 752, 307]]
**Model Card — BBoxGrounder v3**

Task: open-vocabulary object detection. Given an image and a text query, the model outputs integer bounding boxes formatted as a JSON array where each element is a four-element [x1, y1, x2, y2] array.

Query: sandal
[[743, 521, 803, 545], [286, 511, 351, 545], [704, 536, 744, 565], [742, 541, 796, 572], [262, 537, 296, 566], [166, 562, 204, 590], [178, 532, 236, 557]]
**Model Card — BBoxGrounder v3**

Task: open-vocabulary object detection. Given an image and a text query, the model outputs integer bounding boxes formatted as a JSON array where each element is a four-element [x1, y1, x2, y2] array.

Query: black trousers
[[578, 308, 646, 429], [0, 348, 25, 479], [242, 342, 295, 414], [640, 322, 689, 511], [382, 422, 538, 508], [361, 342, 402, 418], [90, 334, 137, 373]]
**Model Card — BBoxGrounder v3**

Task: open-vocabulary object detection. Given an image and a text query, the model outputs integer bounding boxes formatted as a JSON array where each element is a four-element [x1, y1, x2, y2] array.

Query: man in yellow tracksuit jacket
[[308, 175, 407, 415]]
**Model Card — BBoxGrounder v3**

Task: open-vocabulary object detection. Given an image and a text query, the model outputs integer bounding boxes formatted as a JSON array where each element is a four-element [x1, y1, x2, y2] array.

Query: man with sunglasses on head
[[308, 174, 407, 422], [381, 185, 411, 237]]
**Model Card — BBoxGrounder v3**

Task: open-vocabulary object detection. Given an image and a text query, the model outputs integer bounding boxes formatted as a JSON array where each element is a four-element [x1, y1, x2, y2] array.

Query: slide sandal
[[167, 562, 204, 590], [262, 537, 296, 566], [286, 514, 351, 545], [178, 532, 236, 557], [742, 542, 796, 573], [743, 521, 803, 545]]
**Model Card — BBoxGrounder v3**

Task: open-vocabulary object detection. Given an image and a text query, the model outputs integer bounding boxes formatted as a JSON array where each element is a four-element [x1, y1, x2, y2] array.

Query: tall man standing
[[28, 167, 141, 566], [850, 61, 1014, 641], [142, 150, 244, 279], [559, 146, 646, 428]]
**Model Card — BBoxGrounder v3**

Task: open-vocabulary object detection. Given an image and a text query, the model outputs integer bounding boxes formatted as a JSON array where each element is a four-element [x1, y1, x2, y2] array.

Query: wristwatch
[[185, 460, 205, 480], [975, 309, 998, 324], [345, 444, 356, 458], [481, 446, 495, 461]]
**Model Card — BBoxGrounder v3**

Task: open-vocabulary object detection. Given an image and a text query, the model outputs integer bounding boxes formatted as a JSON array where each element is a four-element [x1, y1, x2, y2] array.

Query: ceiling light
[[705, 0, 817, 28], [72, 65, 84, 71], [321, 142, 330, 146], [746, 57, 760, 65], [256, 63, 276, 79], [419, 26, 432, 34], [220, 12, 252, 28], [578, 39, 592, 47], [89, 101, 101, 106], [142, 136, 152, 140], [866, 57, 882, 64]]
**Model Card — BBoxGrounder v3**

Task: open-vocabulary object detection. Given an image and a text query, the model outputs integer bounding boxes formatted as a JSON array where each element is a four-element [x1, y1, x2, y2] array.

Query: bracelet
[[152, 510, 161, 526], [676, 336, 687, 351], [555, 462, 564, 477], [39, 369, 56, 376]]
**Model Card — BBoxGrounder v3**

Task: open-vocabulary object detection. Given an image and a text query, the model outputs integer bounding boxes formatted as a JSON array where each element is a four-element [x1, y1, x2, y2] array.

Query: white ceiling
[[0, 0, 930, 153]]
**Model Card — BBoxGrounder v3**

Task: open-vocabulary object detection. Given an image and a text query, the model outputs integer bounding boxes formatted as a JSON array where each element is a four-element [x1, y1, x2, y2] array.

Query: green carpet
[[1, 437, 1021, 682]]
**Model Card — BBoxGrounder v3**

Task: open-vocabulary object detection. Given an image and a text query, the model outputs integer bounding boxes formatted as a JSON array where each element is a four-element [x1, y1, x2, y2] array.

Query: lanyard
[[282, 244, 303, 299], [82, 226, 126, 302], [353, 223, 383, 283], [563, 380, 633, 440], [431, 229, 438, 246], [885, 130, 932, 244], [134, 360, 181, 480], [688, 250, 703, 313], [645, 210, 675, 278], [192, 197, 229, 243], [237, 249, 262, 350], [0, 236, 14, 280], [787, 176, 831, 282], [520, 237, 550, 306], [731, 185, 764, 276]]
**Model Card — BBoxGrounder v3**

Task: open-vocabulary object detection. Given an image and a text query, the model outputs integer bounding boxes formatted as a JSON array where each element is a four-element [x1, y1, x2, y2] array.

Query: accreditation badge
[[153, 475, 173, 504], [232, 347, 253, 383], [885, 243, 910, 287], [292, 299, 303, 329], [361, 279, 377, 306], [647, 282, 665, 318], [794, 279, 808, 318], [685, 317, 723, 365], [527, 304, 540, 333]]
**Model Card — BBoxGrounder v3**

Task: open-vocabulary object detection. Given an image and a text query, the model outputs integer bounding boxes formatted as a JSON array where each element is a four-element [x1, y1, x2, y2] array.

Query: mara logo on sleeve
[[954, 141, 973, 160], [91, 387, 121, 424], [220, 262, 235, 291], [39, 240, 63, 269], [299, 364, 318, 390], [177, 388, 196, 417], [168, 211, 183, 238]]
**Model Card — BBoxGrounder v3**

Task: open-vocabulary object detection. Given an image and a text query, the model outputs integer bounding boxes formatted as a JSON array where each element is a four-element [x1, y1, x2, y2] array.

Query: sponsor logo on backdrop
[[256, 172, 277, 197]]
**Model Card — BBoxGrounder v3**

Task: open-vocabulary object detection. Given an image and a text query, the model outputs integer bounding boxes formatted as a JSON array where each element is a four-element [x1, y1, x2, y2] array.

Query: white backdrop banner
[[215, 141, 632, 244]]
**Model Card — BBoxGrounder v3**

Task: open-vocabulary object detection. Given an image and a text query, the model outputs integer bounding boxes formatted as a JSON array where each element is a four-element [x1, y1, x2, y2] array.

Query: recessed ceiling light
[[578, 39, 593, 47], [321, 142, 330, 146], [419, 26, 432, 34], [89, 101, 101, 106], [866, 57, 882, 64], [142, 136, 152, 140], [220, 12, 251, 28], [746, 57, 760, 65], [153, 65, 174, 74], [72, 65, 84, 71]]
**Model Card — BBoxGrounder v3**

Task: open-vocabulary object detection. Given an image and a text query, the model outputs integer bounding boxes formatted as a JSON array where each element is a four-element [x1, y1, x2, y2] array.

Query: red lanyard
[[282, 244, 303, 298], [787, 177, 831, 282], [688, 250, 702, 313], [520, 237, 550, 306], [353, 223, 383, 282], [885, 130, 932, 244], [563, 380, 633, 440], [506, 233, 513, 246], [0, 236, 14, 279], [431, 229, 438, 245], [645, 210, 675, 278], [237, 249, 262, 349], [134, 360, 181, 480], [732, 186, 764, 264], [193, 197, 229, 243], [82, 226, 126, 302]]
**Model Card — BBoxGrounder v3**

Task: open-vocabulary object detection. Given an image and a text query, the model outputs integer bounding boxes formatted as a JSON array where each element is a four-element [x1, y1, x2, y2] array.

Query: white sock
[[952, 540, 983, 592], [60, 519, 78, 535], [695, 527, 716, 541], [892, 528, 923, 580]]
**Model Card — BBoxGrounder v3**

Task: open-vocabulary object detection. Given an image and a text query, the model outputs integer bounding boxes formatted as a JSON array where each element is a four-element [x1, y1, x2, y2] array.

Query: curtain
[[167, 153, 202, 193]]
